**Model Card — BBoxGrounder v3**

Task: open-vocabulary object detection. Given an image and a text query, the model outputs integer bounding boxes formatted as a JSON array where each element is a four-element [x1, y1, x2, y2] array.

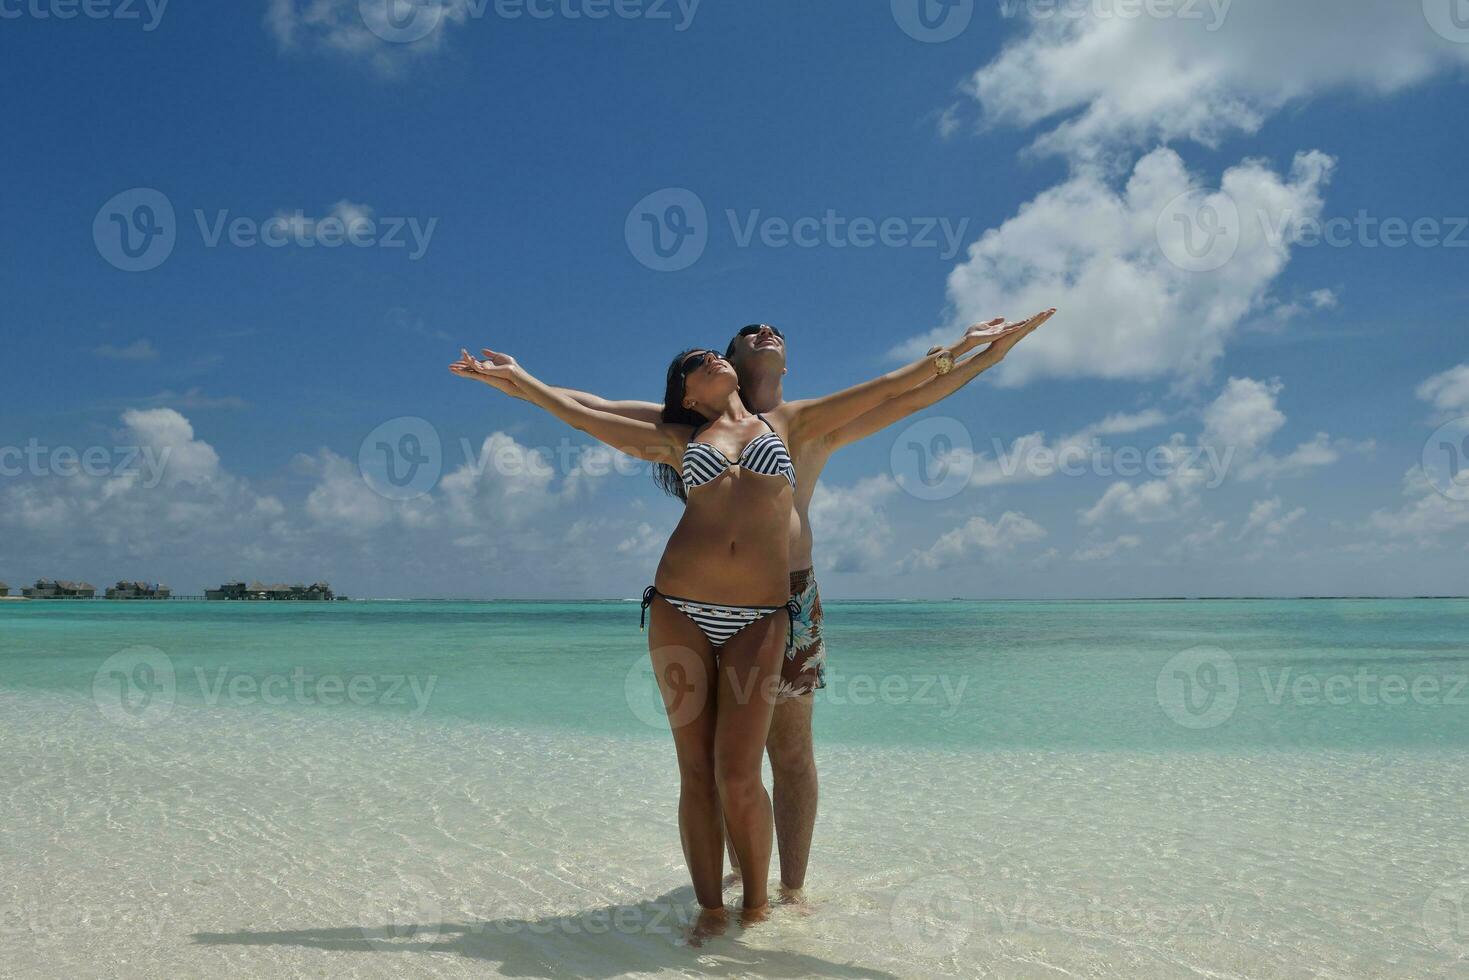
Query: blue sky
[[2, 0, 1467, 598]]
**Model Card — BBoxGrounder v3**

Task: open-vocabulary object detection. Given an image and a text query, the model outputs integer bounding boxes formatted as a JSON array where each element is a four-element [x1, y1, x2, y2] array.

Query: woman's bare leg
[[713, 610, 787, 914], [647, 598, 722, 910]]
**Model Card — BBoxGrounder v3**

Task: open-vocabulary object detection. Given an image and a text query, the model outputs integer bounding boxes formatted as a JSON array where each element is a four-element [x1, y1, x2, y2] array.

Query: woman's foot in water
[[687, 906, 728, 946], [738, 901, 771, 927]]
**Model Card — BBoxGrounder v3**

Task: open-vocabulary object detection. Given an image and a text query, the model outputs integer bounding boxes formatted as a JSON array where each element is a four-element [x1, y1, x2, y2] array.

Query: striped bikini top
[[682, 414, 796, 493]]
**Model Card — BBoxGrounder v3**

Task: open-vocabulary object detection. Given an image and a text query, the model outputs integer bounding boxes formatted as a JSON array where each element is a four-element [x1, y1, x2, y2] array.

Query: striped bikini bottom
[[640, 587, 801, 650]]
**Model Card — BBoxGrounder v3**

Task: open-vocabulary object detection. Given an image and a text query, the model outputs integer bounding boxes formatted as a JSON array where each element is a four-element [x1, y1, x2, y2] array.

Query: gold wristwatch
[[934, 349, 955, 376]]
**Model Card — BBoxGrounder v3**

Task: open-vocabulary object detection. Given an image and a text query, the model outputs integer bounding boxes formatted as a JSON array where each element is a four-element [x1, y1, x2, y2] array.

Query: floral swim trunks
[[777, 568, 827, 700]]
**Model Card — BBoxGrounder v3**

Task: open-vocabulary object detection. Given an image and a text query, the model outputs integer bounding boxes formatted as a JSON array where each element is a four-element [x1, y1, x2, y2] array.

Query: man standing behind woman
[[450, 308, 1051, 933]]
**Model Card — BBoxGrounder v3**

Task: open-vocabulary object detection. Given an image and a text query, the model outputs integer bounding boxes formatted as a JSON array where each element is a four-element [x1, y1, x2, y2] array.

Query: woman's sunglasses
[[680, 350, 724, 376]]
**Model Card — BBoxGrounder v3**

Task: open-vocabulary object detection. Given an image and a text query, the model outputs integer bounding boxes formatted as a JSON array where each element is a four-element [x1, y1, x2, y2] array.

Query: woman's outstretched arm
[[820, 309, 1054, 451], [450, 349, 686, 464], [467, 350, 664, 423]]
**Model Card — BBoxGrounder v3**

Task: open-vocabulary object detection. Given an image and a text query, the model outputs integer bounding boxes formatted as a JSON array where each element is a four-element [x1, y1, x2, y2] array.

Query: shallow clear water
[[2, 599, 1468, 977]]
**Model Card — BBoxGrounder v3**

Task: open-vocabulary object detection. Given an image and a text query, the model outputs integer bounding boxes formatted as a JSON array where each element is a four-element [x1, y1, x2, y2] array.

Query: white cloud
[[1080, 472, 1195, 525], [136, 388, 250, 412], [299, 449, 436, 532], [908, 6, 1464, 394], [809, 476, 898, 573], [936, 102, 963, 140], [121, 408, 223, 487], [92, 339, 158, 361], [970, 408, 1168, 486], [437, 431, 601, 527], [896, 148, 1334, 386], [1071, 534, 1141, 562], [900, 511, 1047, 571], [266, 0, 471, 71], [270, 200, 376, 244], [0, 409, 290, 570], [1237, 431, 1373, 482], [615, 522, 662, 557], [968, 3, 1469, 164], [1238, 497, 1305, 540], [1417, 364, 1469, 418], [1201, 377, 1369, 482], [1203, 377, 1285, 454], [1366, 466, 1469, 541], [1081, 376, 1359, 525], [0, 410, 631, 595], [1166, 519, 1227, 559]]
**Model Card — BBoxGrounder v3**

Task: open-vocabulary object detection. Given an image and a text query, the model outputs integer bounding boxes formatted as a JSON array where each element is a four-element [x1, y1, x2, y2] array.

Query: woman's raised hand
[[449, 347, 524, 397], [983, 308, 1054, 356]]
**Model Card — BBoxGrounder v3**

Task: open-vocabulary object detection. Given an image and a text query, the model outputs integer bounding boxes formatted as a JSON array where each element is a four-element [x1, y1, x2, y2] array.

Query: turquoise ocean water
[[3, 598, 1467, 748], [4, 599, 1468, 978]]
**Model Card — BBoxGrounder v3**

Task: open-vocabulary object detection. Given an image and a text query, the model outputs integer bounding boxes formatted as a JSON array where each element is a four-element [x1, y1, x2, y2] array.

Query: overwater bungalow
[[205, 580, 336, 601], [104, 581, 172, 600], [0, 582, 8, 597], [22, 579, 97, 599]]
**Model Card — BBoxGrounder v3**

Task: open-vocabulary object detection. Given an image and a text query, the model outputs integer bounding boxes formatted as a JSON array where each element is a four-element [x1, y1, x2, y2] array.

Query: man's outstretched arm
[[821, 309, 1053, 452]]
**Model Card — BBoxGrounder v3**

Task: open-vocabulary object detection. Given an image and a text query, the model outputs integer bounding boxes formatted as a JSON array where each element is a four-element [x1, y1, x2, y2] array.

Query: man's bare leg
[[766, 694, 817, 894]]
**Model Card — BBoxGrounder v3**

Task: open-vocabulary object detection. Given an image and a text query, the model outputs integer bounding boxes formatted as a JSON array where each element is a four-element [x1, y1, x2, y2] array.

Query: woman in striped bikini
[[449, 341, 959, 930]]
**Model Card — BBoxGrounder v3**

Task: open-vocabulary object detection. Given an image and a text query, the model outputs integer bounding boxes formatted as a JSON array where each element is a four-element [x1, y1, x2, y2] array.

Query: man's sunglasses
[[738, 323, 784, 340]]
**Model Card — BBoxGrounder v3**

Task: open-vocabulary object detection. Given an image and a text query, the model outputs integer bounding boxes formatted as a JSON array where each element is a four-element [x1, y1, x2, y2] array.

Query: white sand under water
[[3, 688, 1467, 979]]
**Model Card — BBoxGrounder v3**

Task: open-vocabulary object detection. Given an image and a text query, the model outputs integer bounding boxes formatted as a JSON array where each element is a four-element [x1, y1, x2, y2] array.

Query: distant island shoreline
[[5, 595, 1464, 603]]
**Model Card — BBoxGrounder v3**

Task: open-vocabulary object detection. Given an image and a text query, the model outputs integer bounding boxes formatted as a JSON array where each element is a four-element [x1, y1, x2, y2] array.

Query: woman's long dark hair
[[653, 348, 712, 502]]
